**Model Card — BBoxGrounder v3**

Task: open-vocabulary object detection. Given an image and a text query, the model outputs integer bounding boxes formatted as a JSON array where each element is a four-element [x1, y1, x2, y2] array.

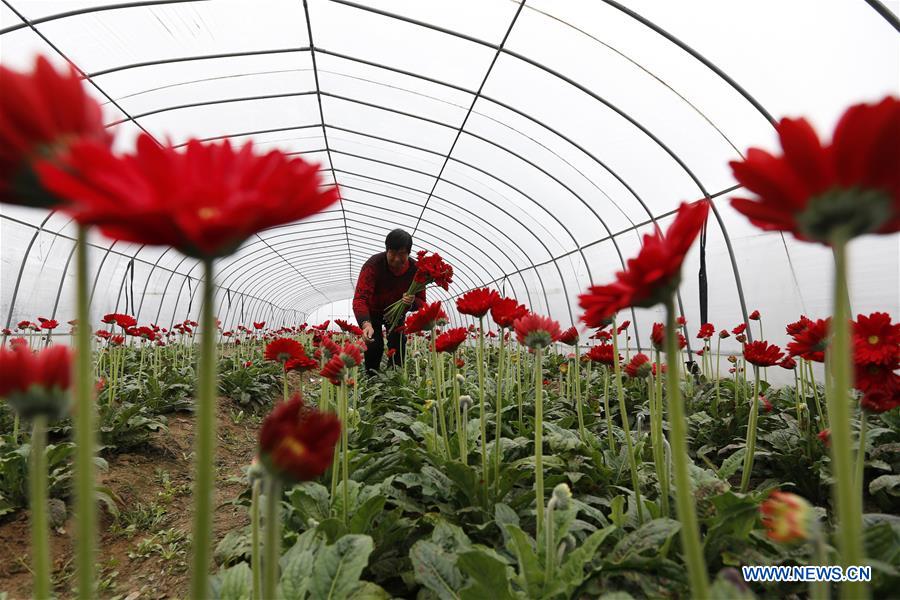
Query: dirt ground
[[0, 398, 261, 600]]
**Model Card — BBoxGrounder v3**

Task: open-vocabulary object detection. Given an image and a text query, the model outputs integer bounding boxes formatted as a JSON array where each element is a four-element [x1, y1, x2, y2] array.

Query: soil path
[[0, 399, 260, 599]]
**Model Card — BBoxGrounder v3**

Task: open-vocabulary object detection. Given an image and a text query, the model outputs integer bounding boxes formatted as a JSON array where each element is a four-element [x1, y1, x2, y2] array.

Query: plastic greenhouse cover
[[1, 0, 898, 358]]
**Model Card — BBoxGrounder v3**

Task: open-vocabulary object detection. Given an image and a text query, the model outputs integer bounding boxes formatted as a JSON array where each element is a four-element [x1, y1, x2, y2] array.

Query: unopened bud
[[550, 482, 572, 510], [459, 395, 472, 411], [456, 373, 465, 384]]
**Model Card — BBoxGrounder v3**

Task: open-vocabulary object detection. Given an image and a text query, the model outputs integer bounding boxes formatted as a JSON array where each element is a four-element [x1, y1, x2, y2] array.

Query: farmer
[[353, 228, 425, 372]]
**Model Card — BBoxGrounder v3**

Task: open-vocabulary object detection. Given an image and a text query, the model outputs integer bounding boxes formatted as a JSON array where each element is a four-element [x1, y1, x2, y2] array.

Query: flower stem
[[603, 369, 614, 453], [574, 345, 585, 442], [30, 415, 51, 600], [534, 346, 545, 542], [263, 477, 282, 599], [251, 479, 261, 600], [856, 411, 867, 494], [740, 368, 761, 493], [612, 321, 644, 524], [652, 350, 670, 517], [340, 380, 349, 525], [494, 331, 506, 492], [74, 226, 96, 600], [477, 318, 488, 501], [713, 337, 721, 418], [829, 241, 867, 600], [190, 259, 218, 600], [665, 297, 709, 599]]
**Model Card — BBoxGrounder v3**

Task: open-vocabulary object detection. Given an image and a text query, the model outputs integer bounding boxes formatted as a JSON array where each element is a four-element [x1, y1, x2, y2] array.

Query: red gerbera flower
[[853, 312, 900, 365], [258, 394, 340, 483], [435, 327, 467, 354], [253, 321, 266, 330], [0, 344, 72, 419], [697, 323, 715, 340], [743, 340, 785, 367], [787, 318, 830, 363], [320, 354, 349, 386], [676, 316, 687, 326], [730, 97, 900, 244], [37, 133, 340, 259], [624, 353, 651, 378], [585, 344, 619, 365], [719, 329, 730, 339], [491, 297, 528, 329], [514, 313, 561, 350], [749, 310, 761, 321], [818, 429, 831, 448], [786, 316, 812, 336], [414, 251, 454, 290], [264, 337, 304, 365], [403, 302, 448, 334], [557, 326, 579, 346], [285, 355, 317, 373], [339, 342, 363, 368], [579, 200, 709, 326], [0, 56, 113, 208], [456, 288, 501, 318], [386, 348, 396, 359], [732, 323, 747, 336], [37, 318, 59, 330], [617, 320, 631, 334], [650, 322, 685, 351], [779, 356, 797, 370]]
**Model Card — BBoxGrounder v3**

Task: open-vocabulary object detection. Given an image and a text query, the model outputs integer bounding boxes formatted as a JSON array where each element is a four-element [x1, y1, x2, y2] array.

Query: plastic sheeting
[[2, 0, 898, 356]]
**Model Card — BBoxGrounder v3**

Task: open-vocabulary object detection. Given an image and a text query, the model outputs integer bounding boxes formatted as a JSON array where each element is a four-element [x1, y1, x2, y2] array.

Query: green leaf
[[506, 525, 544, 598], [280, 546, 316, 600], [457, 549, 516, 600], [552, 526, 615, 597], [349, 494, 386, 535], [717, 447, 745, 481], [288, 482, 332, 522], [310, 534, 375, 600], [409, 540, 465, 600], [347, 581, 392, 599], [610, 495, 626, 528], [216, 562, 253, 600], [870, 474, 900, 497], [609, 518, 681, 564]]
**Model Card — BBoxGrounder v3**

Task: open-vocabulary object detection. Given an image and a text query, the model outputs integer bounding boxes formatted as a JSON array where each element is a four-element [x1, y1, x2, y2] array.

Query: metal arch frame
[[0, 0, 207, 35], [230, 233, 468, 325], [0, 212, 286, 332], [223, 221, 487, 316], [7, 0, 882, 333], [3, 37, 692, 334], [299, 0, 354, 288], [325, 0, 756, 342], [206, 217, 491, 313], [336, 179, 539, 308], [410, 0, 524, 234], [2, 212, 56, 340], [201, 221, 484, 326]]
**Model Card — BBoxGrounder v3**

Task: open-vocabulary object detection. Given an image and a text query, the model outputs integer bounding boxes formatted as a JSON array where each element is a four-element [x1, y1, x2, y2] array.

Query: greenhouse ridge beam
[[410, 0, 524, 236], [301, 0, 354, 289]]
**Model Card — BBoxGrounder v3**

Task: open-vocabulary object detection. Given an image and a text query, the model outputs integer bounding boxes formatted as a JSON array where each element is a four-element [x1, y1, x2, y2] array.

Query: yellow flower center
[[868, 335, 879, 345], [197, 207, 219, 220], [277, 436, 306, 459]]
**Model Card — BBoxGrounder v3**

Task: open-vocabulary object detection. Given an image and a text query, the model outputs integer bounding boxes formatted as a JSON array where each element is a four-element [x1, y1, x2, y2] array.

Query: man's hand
[[401, 293, 415, 306], [362, 321, 375, 341]]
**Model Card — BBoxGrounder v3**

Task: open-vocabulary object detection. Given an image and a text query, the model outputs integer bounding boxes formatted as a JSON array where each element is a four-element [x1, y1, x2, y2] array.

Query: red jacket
[[353, 252, 426, 326]]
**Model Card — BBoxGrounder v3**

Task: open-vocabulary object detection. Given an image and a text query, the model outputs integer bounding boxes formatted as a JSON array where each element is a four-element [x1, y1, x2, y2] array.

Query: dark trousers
[[364, 318, 407, 373]]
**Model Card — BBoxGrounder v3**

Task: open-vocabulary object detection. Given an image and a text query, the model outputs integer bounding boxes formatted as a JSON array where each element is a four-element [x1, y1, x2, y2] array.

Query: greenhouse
[[1, 0, 898, 598]]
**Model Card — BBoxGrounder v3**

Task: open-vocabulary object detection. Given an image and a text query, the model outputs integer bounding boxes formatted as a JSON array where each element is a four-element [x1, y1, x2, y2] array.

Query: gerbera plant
[[730, 96, 898, 598], [513, 311, 560, 542], [579, 199, 711, 599], [1, 57, 113, 600], [37, 130, 339, 599]]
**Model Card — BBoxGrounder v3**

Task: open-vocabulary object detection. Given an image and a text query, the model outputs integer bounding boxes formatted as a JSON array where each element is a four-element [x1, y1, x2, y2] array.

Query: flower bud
[[550, 482, 572, 511], [459, 395, 472, 411], [760, 491, 813, 543], [455, 373, 465, 384]]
